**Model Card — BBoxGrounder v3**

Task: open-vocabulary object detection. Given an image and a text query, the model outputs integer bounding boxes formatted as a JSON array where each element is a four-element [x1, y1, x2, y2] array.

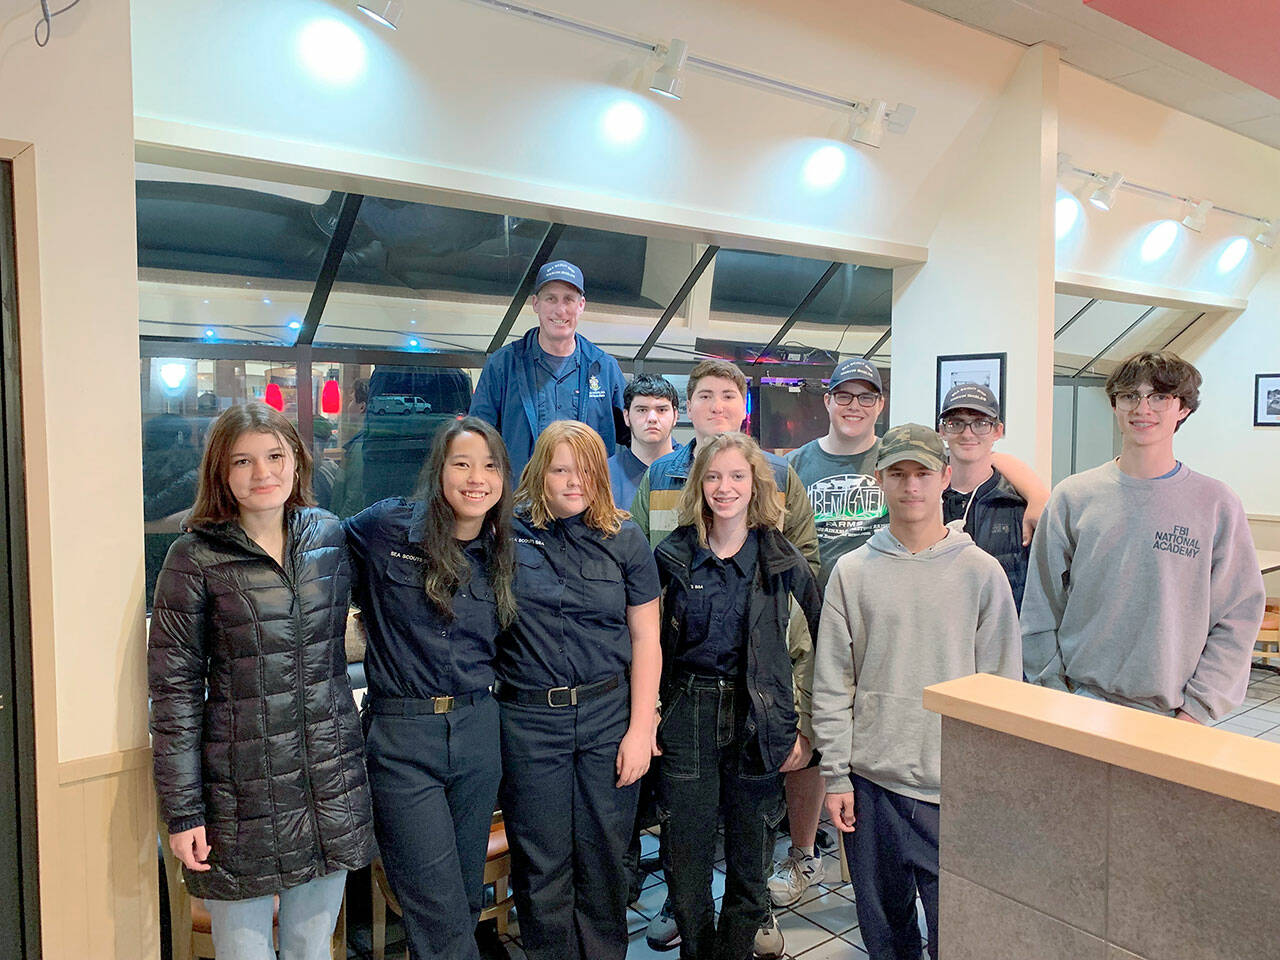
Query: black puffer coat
[[149, 506, 375, 901]]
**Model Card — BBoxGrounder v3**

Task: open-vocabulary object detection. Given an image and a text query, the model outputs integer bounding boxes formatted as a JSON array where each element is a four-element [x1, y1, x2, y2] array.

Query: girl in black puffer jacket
[[149, 402, 374, 959]]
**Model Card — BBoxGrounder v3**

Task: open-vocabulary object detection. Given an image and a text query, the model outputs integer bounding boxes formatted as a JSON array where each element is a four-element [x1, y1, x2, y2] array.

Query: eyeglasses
[[939, 418, 997, 436], [1113, 391, 1176, 412], [829, 390, 881, 408]]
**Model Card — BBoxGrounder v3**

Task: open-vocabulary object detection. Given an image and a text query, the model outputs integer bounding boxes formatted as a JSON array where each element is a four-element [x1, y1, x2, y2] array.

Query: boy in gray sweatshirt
[[1022, 351, 1265, 722], [811, 423, 1021, 960]]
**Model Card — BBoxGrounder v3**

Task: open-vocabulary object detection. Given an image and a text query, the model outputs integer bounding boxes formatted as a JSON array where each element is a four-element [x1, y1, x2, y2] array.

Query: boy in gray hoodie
[[811, 423, 1021, 960]]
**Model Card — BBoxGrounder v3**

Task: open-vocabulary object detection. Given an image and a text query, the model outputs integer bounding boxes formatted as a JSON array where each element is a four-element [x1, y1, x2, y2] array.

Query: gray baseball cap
[[940, 383, 1000, 420], [875, 423, 948, 471]]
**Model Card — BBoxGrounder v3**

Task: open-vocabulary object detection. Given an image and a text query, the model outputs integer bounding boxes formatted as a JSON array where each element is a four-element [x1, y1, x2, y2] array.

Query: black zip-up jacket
[[655, 525, 823, 772], [148, 506, 375, 901], [942, 467, 1030, 612]]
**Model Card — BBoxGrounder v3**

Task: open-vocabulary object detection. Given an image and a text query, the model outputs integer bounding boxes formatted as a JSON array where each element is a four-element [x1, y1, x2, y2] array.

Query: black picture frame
[[936, 352, 1007, 423], [1255, 373, 1280, 427]]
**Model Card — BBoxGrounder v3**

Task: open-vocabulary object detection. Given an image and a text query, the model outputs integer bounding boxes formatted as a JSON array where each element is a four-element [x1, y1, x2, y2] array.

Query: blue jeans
[[204, 869, 346, 960]]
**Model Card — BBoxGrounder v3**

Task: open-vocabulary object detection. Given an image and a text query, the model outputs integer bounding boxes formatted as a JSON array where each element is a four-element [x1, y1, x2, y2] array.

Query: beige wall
[[1, 0, 155, 956]]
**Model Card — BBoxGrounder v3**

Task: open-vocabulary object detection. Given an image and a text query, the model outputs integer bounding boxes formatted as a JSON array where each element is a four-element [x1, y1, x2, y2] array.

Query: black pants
[[365, 694, 502, 960], [499, 682, 640, 960], [844, 774, 940, 960], [658, 675, 784, 960]]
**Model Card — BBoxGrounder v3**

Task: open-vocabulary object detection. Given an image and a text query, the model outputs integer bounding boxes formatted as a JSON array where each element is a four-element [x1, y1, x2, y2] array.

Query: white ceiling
[[903, 0, 1280, 150]]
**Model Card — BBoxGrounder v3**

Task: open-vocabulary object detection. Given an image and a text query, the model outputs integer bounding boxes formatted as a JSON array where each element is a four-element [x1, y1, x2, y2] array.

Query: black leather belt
[[368, 691, 488, 716], [493, 673, 623, 708]]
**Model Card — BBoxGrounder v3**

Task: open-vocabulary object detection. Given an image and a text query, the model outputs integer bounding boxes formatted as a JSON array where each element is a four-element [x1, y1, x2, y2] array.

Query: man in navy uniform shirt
[[470, 260, 626, 479]]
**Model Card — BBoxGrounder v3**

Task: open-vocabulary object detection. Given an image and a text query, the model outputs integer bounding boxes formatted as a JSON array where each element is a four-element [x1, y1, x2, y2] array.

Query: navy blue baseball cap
[[534, 260, 585, 295], [828, 357, 883, 392]]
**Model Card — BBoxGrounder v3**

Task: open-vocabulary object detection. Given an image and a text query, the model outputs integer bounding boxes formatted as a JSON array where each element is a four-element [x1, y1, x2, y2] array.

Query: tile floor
[[346, 666, 1280, 960]]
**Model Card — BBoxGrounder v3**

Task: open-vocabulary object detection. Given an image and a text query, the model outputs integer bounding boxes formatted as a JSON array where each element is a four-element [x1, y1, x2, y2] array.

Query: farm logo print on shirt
[[1152, 524, 1200, 559]]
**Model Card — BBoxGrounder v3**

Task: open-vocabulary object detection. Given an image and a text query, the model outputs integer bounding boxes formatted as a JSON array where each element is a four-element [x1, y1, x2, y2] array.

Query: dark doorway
[[0, 158, 42, 957]]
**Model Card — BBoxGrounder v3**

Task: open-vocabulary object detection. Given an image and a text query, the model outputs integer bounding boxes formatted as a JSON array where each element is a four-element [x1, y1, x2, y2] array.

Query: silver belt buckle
[[547, 685, 577, 707]]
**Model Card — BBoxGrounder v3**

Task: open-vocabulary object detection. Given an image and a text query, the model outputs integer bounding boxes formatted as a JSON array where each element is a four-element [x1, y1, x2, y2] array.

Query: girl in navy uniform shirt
[[654, 432, 822, 960], [498, 419, 662, 960], [344, 417, 517, 960]]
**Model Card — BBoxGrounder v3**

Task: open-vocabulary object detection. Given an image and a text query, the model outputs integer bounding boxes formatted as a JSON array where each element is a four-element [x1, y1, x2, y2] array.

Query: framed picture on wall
[[1255, 373, 1280, 426], [936, 352, 1007, 422]]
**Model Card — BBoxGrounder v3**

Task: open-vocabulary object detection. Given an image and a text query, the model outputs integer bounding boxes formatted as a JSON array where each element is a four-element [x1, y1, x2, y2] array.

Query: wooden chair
[[371, 811, 514, 960], [158, 821, 346, 959], [1254, 612, 1280, 667]]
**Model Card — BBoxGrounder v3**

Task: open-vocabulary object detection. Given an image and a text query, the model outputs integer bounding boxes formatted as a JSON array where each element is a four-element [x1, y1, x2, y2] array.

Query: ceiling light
[[1087, 171, 1124, 211], [885, 102, 916, 135], [850, 99, 888, 148], [649, 39, 688, 100], [1256, 219, 1279, 248], [356, 2, 403, 29], [1181, 199, 1213, 232]]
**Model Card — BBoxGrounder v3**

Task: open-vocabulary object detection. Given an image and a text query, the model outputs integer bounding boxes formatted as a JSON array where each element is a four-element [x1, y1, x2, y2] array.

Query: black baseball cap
[[940, 383, 1000, 420]]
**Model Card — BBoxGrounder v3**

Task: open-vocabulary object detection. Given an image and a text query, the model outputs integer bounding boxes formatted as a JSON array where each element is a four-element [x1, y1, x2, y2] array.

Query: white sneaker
[[767, 845, 825, 907], [753, 910, 785, 959]]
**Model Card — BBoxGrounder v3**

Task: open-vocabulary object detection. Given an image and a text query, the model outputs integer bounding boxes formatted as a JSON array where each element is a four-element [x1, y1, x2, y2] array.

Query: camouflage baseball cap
[[875, 423, 947, 471]]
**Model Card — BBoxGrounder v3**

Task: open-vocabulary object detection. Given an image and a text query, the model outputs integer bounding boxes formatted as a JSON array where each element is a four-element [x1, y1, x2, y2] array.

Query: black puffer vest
[[148, 507, 375, 900]]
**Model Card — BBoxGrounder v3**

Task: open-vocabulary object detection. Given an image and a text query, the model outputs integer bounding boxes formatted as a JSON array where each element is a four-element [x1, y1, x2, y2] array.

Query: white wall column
[[890, 43, 1059, 475]]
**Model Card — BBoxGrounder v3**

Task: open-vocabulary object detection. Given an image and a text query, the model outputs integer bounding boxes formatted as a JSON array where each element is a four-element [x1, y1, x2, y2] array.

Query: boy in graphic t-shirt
[[1021, 351, 1265, 721]]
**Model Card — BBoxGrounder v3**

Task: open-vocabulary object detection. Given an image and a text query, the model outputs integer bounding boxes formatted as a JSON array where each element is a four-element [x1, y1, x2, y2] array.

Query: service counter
[[924, 673, 1280, 960]]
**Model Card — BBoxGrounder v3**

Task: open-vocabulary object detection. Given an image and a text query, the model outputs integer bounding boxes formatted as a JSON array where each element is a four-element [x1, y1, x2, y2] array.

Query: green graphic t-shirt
[[787, 438, 888, 587]]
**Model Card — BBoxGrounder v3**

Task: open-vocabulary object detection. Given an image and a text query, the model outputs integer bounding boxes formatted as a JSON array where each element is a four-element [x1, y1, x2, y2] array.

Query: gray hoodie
[[811, 525, 1021, 803]]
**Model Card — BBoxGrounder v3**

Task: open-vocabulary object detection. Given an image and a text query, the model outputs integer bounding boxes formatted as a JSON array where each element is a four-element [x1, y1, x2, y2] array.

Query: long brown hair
[[514, 420, 628, 535], [410, 417, 517, 628], [677, 432, 781, 547], [189, 402, 315, 524]]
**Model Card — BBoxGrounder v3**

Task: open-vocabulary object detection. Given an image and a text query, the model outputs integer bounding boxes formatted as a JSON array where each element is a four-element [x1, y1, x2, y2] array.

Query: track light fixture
[[1181, 199, 1213, 232], [1255, 219, 1279, 248], [849, 99, 888, 147], [464, 1, 910, 143], [649, 39, 688, 100], [356, 1, 403, 29], [1087, 171, 1124, 211]]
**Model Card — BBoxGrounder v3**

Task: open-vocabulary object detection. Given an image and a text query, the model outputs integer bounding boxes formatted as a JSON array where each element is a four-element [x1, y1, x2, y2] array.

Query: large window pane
[[137, 164, 332, 345], [318, 361, 474, 519], [317, 199, 552, 351], [141, 357, 299, 600]]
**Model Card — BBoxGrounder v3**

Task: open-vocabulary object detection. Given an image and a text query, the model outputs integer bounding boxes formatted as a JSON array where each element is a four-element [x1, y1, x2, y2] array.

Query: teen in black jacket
[[654, 432, 822, 960], [149, 402, 374, 958]]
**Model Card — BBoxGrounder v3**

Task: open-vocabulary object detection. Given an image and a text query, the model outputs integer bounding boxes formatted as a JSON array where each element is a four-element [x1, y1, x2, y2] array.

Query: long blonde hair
[[677, 432, 781, 546], [515, 420, 629, 535]]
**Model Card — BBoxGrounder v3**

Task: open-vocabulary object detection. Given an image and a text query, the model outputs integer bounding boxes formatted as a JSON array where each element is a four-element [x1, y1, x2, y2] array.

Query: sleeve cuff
[[167, 813, 206, 834], [824, 774, 854, 795], [1179, 694, 1213, 725]]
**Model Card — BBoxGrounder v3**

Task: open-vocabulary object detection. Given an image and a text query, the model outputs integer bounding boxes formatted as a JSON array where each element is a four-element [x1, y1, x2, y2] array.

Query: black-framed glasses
[[1113, 391, 1176, 412], [939, 417, 997, 436], [829, 390, 881, 408]]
